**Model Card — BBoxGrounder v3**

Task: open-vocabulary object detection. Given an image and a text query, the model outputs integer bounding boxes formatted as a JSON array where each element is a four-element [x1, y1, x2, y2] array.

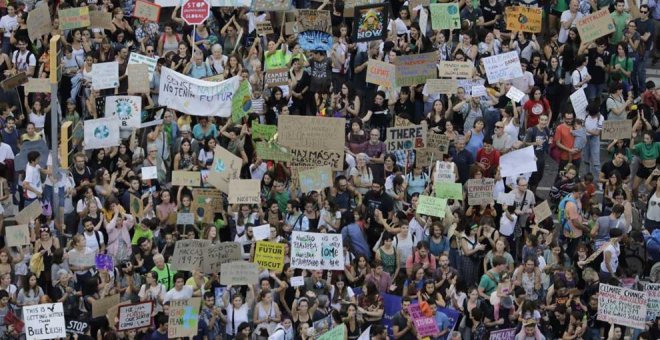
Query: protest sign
[[118, 302, 153, 331], [159, 67, 241, 117], [353, 4, 389, 42], [533, 201, 552, 223], [95, 254, 114, 271], [256, 142, 293, 162], [23, 303, 66, 340], [133, 0, 161, 22], [92, 62, 119, 90], [570, 87, 588, 120], [254, 241, 285, 271], [298, 30, 333, 51], [105, 96, 142, 128], [277, 115, 344, 155], [435, 182, 463, 200], [430, 3, 460, 30], [83, 118, 120, 150], [410, 0, 430, 9], [252, 123, 277, 142], [264, 68, 288, 86], [438, 61, 473, 78], [202, 242, 242, 274], [505, 7, 542, 32], [89, 10, 113, 30], [0, 72, 28, 91], [130, 195, 144, 217], [597, 283, 647, 329], [59, 7, 90, 30], [155, 0, 180, 5], [458, 78, 486, 95], [231, 80, 252, 122], [298, 9, 332, 33], [24, 78, 51, 93], [319, 324, 346, 340], [228, 179, 260, 204], [168, 298, 201, 338], [66, 320, 90, 335], [395, 52, 437, 87], [471, 85, 488, 97], [191, 188, 224, 215], [500, 146, 537, 177], [207, 146, 242, 192], [177, 213, 195, 225], [434, 161, 456, 183], [92, 294, 120, 318], [386, 124, 427, 152], [172, 171, 201, 187], [220, 261, 259, 286], [289, 146, 345, 172], [645, 283, 660, 321], [27, 5, 51, 42], [506, 86, 525, 103], [209, 0, 251, 5], [141, 166, 158, 180], [172, 239, 211, 272], [252, 0, 291, 11], [426, 78, 458, 94], [291, 276, 305, 287], [127, 63, 150, 94], [394, 116, 412, 127], [427, 133, 450, 154], [482, 51, 523, 84], [252, 224, 271, 241], [256, 21, 274, 36], [367, 60, 396, 88], [408, 304, 439, 337], [5, 224, 30, 247], [489, 328, 516, 340], [298, 166, 333, 193], [68, 250, 96, 268], [601, 120, 632, 140], [576, 8, 615, 43], [466, 178, 495, 206], [438, 307, 461, 332], [129, 53, 157, 82], [417, 195, 447, 217], [415, 148, 435, 168], [314, 314, 333, 337], [291, 231, 344, 270]]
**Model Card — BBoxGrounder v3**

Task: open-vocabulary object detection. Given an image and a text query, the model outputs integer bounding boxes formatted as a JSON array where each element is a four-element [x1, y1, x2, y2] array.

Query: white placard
[[128, 52, 157, 82], [291, 231, 344, 270], [118, 302, 153, 331], [482, 51, 523, 84], [252, 224, 271, 241], [598, 283, 647, 329], [646, 283, 660, 321], [471, 85, 487, 97], [290, 276, 305, 287], [83, 118, 120, 150], [570, 88, 588, 120], [104, 96, 142, 128], [419, 7, 428, 37], [506, 86, 525, 103], [141, 166, 158, 180], [176, 212, 195, 225], [496, 192, 516, 205], [92, 61, 119, 90], [23, 303, 67, 340], [434, 161, 455, 183], [499, 146, 537, 178]]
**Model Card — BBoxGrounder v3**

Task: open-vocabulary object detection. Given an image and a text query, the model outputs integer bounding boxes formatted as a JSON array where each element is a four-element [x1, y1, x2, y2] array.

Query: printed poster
[[298, 31, 333, 52], [83, 118, 120, 150], [430, 3, 460, 30], [254, 241, 285, 271], [104, 96, 142, 128], [353, 3, 389, 42]]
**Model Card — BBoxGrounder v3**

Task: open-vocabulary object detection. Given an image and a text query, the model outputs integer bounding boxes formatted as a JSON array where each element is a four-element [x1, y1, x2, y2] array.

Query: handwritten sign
[[506, 86, 525, 103], [252, 0, 291, 11], [141, 166, 157, 180], [23, 303, 66, 339], [95, 254, 114, 271], [471, 85, 488, 97], [127, 63, 150, 94], [191, 188, 223, 225], [172, 171, 201, 187], [27, 5, 51, 42], [118, 302, 153, 331], [438, 61, 473, 78], [505, 7, 542, 33], [5, 224, 30, 247], [24, 78, 51, 93], [128, 53, 157, 82], [408, 304, 439, 337], [134, 0, 161, 22], [427, 133, 449, 154], [367, 60, 396, 88], [576, 8, 615, 43], [202, 242, 242, 274], [430, 3, 460, 30], [256, 21, 274, 36], [645, 283, 660, 321], [426, 78, 458, 94], [176, 213, 194, 225], [92, 294, 120, 318], [298, 166, 333, 193], [466, 178, 495, 206], [500, 146, 537, 177], [252, 123, 277, 142], [298, 9, 331, 33], [395, 52, 437, 87], [168, 298, 201, 338], [435, 183, 463, 200], [16, 200, 42, 224], [92, 62, 119, 90], [570, 87, 588, 120], [58, 7, 90, 30], [601, 120, 632, 140], [264, 68, 288, 86], [386, 124, 427, 152], [489, 328, 516, 340], [434, 161, 455, 183], [597, 283, 647, 329], [172, 239, 211, 272], [417, 195, 447, 218], [89, 10, 113, 30], [256, 142, 292, 162], [482, 51, 523, 84], [219, 261, 259, 286], [291, 276, 305, 287], [291, 231, 344, 270], [277, 116, 344, 154], [533, 201, 552, 223], [254, 241, 285, 271], [415, 148, 435, 168], [228, 179, 260, 204], [207, 146, 242, 192]]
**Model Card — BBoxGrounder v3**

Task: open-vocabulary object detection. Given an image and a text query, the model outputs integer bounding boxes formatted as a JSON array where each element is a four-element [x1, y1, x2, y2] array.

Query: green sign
[[231, 80, 252, 122], [318, 324, 346, 340], [255, 142, 292, 162], [252, 122, 277, 142], [417, 195, 447, 218], [430, 3, 461, 30], [435, 182, 463, 200]]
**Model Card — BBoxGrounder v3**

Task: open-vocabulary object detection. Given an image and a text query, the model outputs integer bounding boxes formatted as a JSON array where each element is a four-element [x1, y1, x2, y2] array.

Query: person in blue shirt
[[184, 51, 213, 79]]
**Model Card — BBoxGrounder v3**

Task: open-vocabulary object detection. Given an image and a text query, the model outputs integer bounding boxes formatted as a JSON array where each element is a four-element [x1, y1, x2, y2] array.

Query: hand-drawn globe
[[116, 101, 133, 120], [242, 96, 252, 112], [94, 125, 110, 139], [448, 5, 458, 14]]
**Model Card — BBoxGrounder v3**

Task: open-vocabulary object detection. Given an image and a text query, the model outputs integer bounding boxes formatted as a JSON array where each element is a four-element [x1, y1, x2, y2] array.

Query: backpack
[[557, 194, 577, 236]]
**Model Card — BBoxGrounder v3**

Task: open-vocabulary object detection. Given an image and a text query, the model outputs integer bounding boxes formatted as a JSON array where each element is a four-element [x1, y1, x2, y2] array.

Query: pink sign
[[407, 304, 439, 337]]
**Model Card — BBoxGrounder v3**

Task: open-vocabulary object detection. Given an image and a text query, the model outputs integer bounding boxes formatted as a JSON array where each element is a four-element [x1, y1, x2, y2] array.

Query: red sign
[[181, 0, 209, 26]]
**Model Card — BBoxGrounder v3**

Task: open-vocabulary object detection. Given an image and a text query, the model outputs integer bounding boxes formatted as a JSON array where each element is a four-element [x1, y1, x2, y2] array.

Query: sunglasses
[[640, 10, 648, 14]]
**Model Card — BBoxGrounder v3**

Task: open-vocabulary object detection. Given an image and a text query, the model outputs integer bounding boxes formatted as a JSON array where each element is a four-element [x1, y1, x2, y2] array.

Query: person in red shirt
[[554, 111, 581, 179], [523, 86, 552, 130], [476, 136, 500, 178]]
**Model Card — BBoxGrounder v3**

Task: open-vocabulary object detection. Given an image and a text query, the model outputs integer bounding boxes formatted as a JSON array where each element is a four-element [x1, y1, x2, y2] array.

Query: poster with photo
[[353, 3, 388, 42]]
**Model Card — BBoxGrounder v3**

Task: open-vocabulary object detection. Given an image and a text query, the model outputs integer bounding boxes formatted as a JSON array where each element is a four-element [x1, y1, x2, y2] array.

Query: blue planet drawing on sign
[[299, 30, 333, 52], [94, 125, 110, 139], [447, 4, 458, 14], [215, 159, 225, 172], [116, 101, 134, 120]]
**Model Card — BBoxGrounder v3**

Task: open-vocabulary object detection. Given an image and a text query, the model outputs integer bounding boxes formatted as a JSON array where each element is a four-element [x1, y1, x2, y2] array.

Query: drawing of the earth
[[116, 101, 133, 120], [94, 125, 110, 139]]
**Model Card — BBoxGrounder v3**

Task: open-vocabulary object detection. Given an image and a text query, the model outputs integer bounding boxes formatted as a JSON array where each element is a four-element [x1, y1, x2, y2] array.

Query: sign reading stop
[[182, 0, 209, 26]]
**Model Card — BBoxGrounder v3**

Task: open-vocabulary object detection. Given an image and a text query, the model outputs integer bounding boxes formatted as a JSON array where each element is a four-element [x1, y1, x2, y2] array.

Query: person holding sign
[[223, 284, 255, 339]]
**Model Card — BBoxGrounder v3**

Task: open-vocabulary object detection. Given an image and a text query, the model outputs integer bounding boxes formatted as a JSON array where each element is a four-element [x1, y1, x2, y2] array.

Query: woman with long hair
[[544, 56, 565, 126], [224, 53, 243, 79], [346, 255, 370, 288], [34, 225, 60, 292], [198, 136, 216, 170], [609, 42, 634, 92], [402, 264, 426, 299], [94, 168, 118, 206], [344, 303, 363, 340], [156, 189, 177, 227], [111, 154, 135, 195], [357, 281, 384, 329], [138, 271, 166, 315], [426, 99, 448, 133], [631, 131, 660, 194], [374, 232, 400, 278], [173, 138, 198, 171], [460, 224, 486, 287], [16, 273, 44, 308], [522, 86, 552, 130], [253, 289, 281, 337]]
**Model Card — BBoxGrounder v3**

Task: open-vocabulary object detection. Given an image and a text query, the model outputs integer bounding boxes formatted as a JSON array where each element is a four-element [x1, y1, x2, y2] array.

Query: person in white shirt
[[571, 55, 591, 91], [558, 0, 583, 44], [23, 151, 42, 206], [0, 4, 18, 54], [163, 273, 194, 303], [583, 106, 604, 179], [82, 216, 106, 254], [11, 38, 37, 77]]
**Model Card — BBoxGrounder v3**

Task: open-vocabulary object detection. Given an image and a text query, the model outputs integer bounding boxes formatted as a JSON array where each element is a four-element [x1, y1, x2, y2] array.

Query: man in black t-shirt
[[361, 178, 393, 248], [586, 38, 610, 101], [391, 297, 416, 340], [524, 114, 551, 191], [599, 150, 631, 186]]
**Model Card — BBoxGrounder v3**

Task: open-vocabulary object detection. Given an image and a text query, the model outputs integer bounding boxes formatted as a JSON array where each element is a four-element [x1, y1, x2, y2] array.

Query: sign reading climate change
[[159, 67, 241, 117], [291, 231, 344, 270]]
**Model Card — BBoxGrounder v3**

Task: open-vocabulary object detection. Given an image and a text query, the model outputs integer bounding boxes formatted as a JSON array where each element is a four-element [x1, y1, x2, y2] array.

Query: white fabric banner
[[158, 67, 241, 117], [499, 146, 537, 177]]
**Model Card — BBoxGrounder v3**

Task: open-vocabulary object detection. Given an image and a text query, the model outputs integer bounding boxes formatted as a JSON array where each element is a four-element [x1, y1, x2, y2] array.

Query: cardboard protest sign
[[5, 224, 31, 247], [417, 195, 447, 217], [130, 195, 144, 218], [168, 298, 201, 338], [0, 72, 28, 90], [570, 87, 588, 120], [24, 78, 50, 93], [252, 123, 277, 142], [353, 4, 388, 42], [297, 9, 331, 33], [118, 302, 153, 331], [251, 224, 271, 241], [105, 96, 142, 128], [386, 123, 427, 152], [506, 86, 525, 103], [601, 120, 632, 140], [298, 166, 333, 193], [645, 283, 660, 321], [500, 146, 537, 177], [597, 283, 647, 329], [408, 304, 439, 337], [92, 294, 120, 318], [127, 63, 150, 94], [27, 5, 52, 42], [133, 0, 161, 22], [256, 21, 274, 36], [172, 239, 212, 272], [264, 68, 288, 86], [471, 85, 488, 97], [466, 178, 495, 206], [89, 10, 114, 30], [92, 62, 119, 90], [426, 78, 458, 94], [172, 171, 201, 187], [435, 183, 463, 200], [366, 60, 396, 88], [505, 6, 542, 33], [66, 319, 90, 335], [202, 242, 242, 274], [430, 3, 460, 30], [15, 200, 42, 224], [129, 53, 158, 82], [254, 241, 286, 271], [228, 179, 260, 204], [576, 8, 615, 43], [277, 116, 344, 169], [427, 133, 450, 154], [394, 116, 412, 127], [291, 231, 344, 270], [58, 7, 90, 30], [489, 328, 516, 340], [95, 254, 114, 271], [252, 0, 291, 11], [220, 261, 259, 286], [23, 303, 66, 339], [482, 51, 523, 84], [434, 161, 456, 183], [191, 188, 223, 224], [533, 201, 552, 223], [458, 78, 486, 95], [68, 250, 96, 268], [207, 146, 242, 192], [395, 52, 437, 87]]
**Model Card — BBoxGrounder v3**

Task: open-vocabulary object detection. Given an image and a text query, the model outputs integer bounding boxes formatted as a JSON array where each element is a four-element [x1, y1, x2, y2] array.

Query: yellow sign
[[254, 241, 285, 272], [505, 6, 542, 33]]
